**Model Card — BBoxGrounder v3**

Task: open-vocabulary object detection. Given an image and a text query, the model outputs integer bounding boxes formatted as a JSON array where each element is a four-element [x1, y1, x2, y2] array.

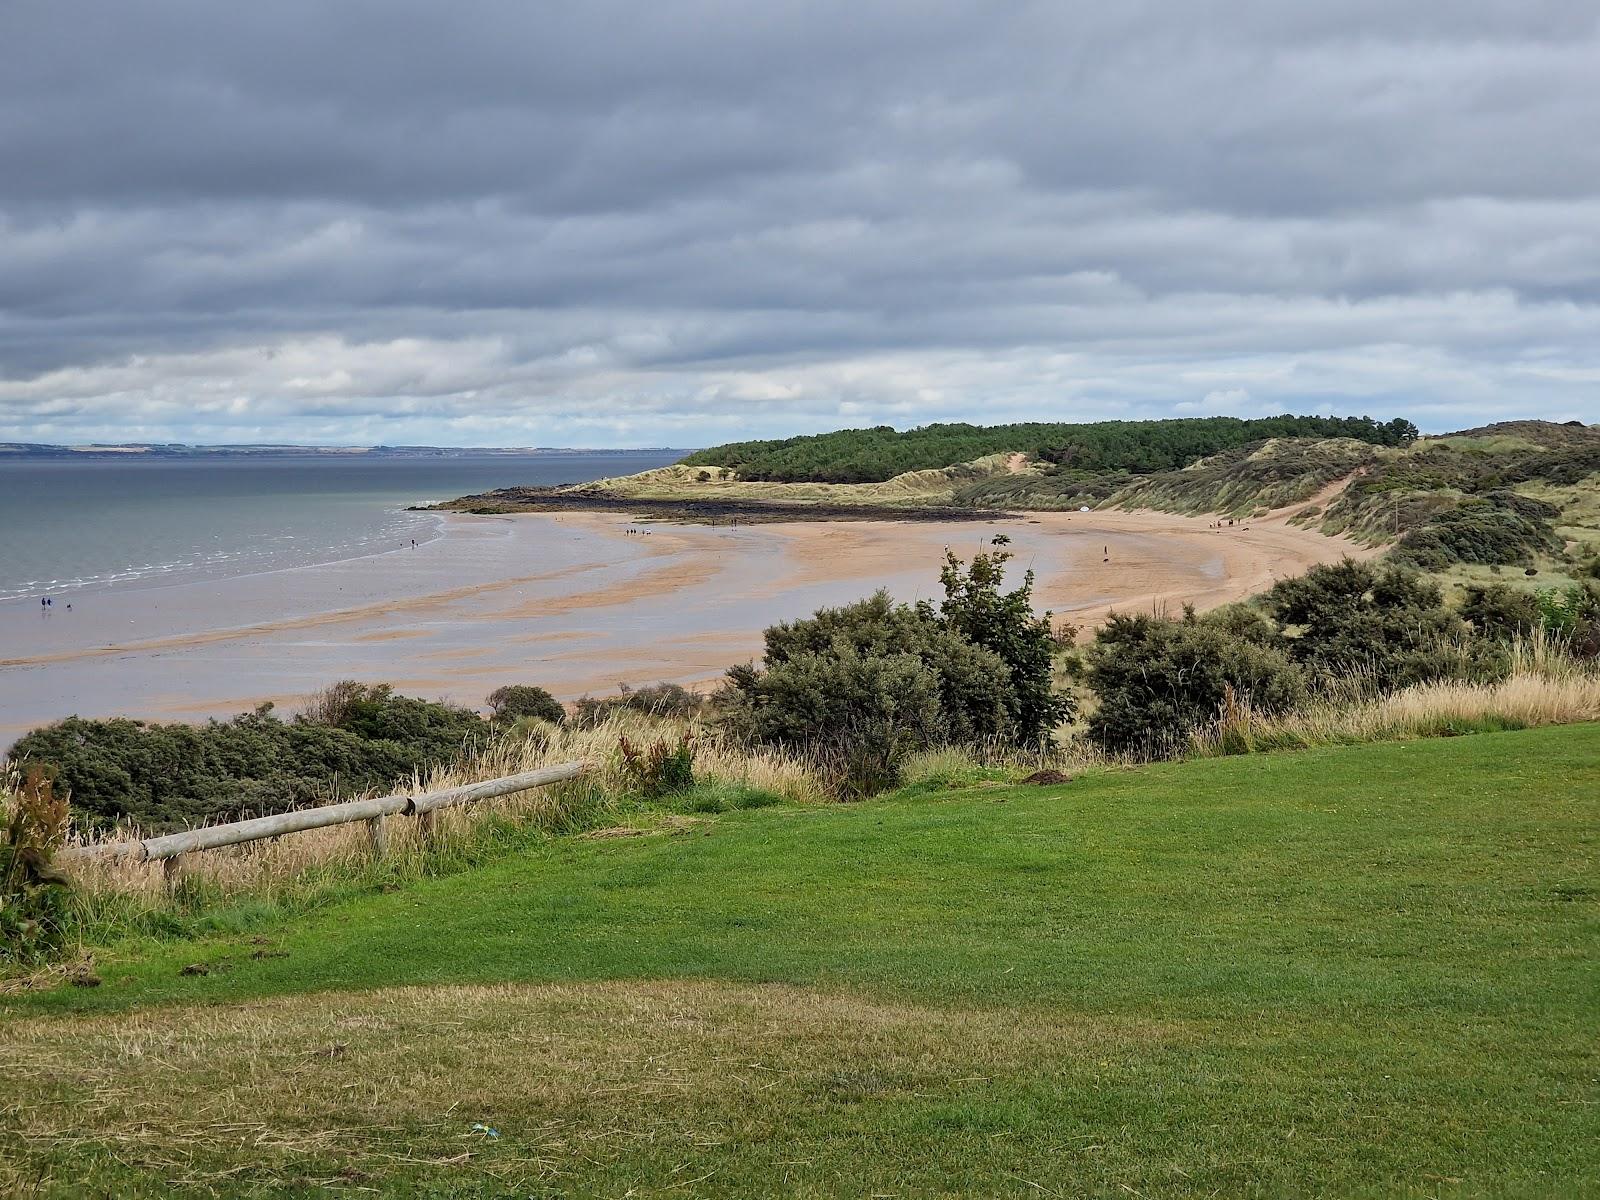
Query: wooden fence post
[[61, 761, 589, 868], [163, 853, 185, 895]]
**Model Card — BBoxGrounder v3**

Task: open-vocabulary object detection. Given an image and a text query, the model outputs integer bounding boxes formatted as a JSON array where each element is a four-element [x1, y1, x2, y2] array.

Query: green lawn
[[4, 725, 1598, 1197]]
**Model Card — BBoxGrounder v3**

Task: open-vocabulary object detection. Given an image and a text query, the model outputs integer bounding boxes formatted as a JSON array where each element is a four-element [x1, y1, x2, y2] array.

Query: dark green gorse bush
[[1, 767, 72, 963]]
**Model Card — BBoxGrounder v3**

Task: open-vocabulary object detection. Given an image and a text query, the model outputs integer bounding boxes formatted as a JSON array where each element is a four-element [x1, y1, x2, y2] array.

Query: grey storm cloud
[[2, 0, 1598, 445]]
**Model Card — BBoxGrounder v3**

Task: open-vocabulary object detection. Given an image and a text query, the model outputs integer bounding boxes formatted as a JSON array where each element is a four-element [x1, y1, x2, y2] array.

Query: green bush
[[757, 591, 1018, 745], [1395, 493, 1562, 569], [719, 549, 1072, 794], [938, 546, 1074, 745], [9, 684, 489, 834], [1462, 583, 1542, 640], [1, 768, 72, 963], [1537, 583, 1600, 658], [1266, 560, 1505, 693], [1081, 612, 1306, 756], [720, 643, 948, 798], [617, 733, 696, 798], [486, 685, 566, 726], [572, 682, 705, 727]]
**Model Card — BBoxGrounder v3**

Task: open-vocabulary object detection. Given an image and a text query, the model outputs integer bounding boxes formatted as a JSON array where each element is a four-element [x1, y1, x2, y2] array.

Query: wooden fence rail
[[61, 762, 590, 874]]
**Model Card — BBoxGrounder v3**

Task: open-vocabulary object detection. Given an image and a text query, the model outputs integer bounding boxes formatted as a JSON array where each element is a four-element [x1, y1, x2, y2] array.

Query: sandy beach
[[0, 505, 1373, 741]]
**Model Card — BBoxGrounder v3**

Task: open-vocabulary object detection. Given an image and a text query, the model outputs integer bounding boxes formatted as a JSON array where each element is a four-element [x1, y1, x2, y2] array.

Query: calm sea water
[[0, 452, 681, 602]]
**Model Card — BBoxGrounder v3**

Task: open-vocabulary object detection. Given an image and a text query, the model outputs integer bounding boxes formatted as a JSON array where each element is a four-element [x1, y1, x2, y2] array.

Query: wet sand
[[0, 506, 1372, 740]]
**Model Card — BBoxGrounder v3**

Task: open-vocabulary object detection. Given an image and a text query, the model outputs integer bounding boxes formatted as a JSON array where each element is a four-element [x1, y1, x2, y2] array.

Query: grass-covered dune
[[5, 724, 1597, 1197], [441, 417, 1600, 584], [442, 414, 1418, 518]]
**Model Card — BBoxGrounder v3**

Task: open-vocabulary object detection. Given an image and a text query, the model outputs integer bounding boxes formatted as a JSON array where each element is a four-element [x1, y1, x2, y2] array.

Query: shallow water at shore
[[0, 506, 1372, 742], [0, 452, 680, 601]]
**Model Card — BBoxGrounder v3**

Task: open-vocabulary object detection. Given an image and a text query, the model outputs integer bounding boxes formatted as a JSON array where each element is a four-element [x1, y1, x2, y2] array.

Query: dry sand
[[0, 505, 1373, 739]]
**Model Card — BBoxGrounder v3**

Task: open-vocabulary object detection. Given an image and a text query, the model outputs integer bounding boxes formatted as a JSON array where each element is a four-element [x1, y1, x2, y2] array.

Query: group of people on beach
[[39, 596, 70, 612]]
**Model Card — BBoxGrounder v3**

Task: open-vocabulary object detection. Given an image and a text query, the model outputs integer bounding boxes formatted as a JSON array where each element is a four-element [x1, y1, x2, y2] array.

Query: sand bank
[[0, 506, 1372, 739]]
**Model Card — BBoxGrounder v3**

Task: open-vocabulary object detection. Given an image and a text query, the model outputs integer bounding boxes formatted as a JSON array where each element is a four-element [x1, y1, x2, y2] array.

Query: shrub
[[757, 592, 1018, 745], [1194, 602, 1287, 649], [1081, 612, 1306, 756], [1, 767, 72, 962], [10, 684, 490, 834], [1266, 559, 1505, 693], [938, 546, 1074, 744], [1394, 493, 1562, 569], [720, 644, 948, 798], [1537, 583, 1600, 659], [573, 682, 705, 727], [486, 685, 566, 726], [1462, 583, 1542, 640], [718, 549, 1073, 794], [617, 733, 696, 798], [301, 682, 486, 762]]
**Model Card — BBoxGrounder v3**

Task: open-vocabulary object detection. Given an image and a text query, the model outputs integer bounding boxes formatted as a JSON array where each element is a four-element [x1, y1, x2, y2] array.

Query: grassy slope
[[4, 726, 1599, 1197]]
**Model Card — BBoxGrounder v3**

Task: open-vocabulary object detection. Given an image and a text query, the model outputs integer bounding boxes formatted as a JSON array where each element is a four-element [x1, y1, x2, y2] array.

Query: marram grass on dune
[[1192, 637, 1600, 756]]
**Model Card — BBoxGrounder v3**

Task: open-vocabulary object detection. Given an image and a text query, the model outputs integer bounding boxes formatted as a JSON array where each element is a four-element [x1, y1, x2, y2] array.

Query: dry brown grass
[[0, 978, 1183, 1195], [1191, 646, 1600, 757]]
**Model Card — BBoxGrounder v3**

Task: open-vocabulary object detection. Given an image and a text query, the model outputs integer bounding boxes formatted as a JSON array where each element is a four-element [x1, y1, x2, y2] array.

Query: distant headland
[[0, 442, 687, 460]]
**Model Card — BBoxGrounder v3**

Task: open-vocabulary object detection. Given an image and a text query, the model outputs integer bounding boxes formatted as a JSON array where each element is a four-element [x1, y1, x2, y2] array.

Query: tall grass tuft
[[1192, 640, 1600, 758]]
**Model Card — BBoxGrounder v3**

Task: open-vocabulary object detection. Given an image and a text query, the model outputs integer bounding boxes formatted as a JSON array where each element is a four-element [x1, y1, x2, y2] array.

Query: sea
[[0, 452, 682, 603]]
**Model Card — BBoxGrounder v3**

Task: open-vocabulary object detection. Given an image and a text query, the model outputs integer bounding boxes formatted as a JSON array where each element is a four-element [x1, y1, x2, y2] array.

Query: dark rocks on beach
[[429, 487, 1010, 525]]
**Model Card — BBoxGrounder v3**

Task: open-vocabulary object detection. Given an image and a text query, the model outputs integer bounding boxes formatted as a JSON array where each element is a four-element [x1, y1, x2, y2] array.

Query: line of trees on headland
[[681, 415, 1420, 483]]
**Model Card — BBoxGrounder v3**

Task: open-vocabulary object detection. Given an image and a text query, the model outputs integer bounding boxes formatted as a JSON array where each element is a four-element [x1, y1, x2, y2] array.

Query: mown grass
[[3, 724, 1597, 1197]]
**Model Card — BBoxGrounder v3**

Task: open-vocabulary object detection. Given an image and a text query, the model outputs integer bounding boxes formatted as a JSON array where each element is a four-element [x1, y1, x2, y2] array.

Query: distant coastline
[[0, 442, 690, 460]]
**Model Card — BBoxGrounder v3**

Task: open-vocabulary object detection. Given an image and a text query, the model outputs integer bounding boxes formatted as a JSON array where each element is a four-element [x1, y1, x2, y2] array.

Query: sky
[[2, 2, 1599, 448]]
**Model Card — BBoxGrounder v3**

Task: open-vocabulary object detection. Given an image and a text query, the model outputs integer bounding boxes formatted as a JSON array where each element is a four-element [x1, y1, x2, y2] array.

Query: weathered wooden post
[[60, 762, 590, 875]]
